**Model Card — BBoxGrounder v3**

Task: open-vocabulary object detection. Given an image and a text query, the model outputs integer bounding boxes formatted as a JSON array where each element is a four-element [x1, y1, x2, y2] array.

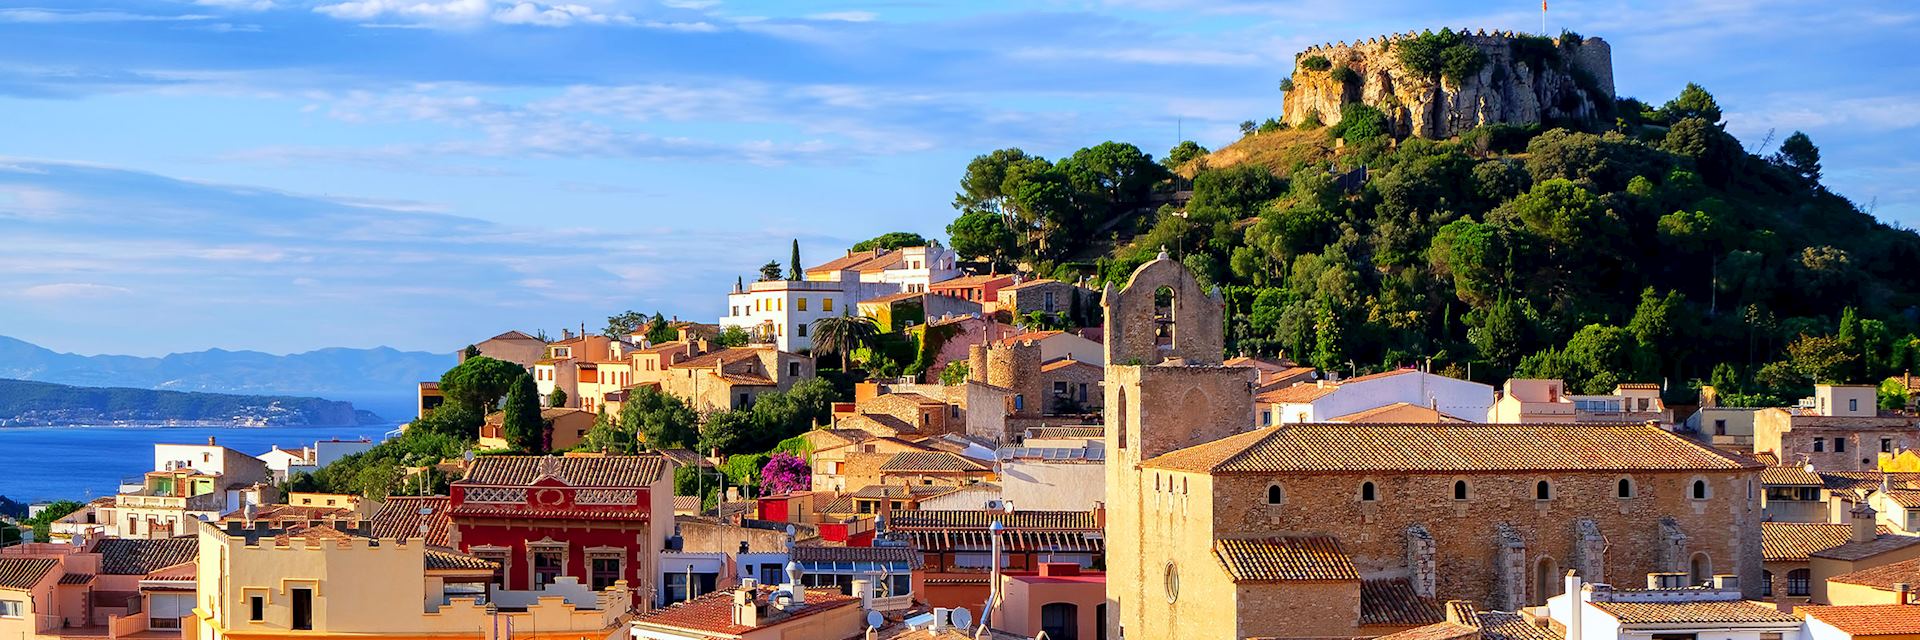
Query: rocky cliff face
[[1282, 30, 1614, 139]]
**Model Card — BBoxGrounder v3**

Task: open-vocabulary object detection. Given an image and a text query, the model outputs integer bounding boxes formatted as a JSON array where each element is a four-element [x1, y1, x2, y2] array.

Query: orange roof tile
[[1761, 466, 1822, 486], [998, 329, 1064, 344], [633, 587, 858, 636], [1590, 600, 1797, 624], [1041, 358, 1100, 373], [1798, 604, 1920, 634], [670, 347, 766, 370], [887, 510, 1098, 530], [1762, 522, 1891, 561], [879, 451, 990, 473], [1329, 402, 1465, 424], [93, 538, 199, 575], [1828, 555, 1920, 590], [807, 249, 885, 273], [1143, 423, 1758, 475], [1812, 532, 1920, 561], [1214, 536, 1359, 582], [370, 496, 453, 547], [1337, 368, 1421, 384], [1361, 577, 1443, 626], [459, 455, 666, 487], [1000, 278, 1064, 291], [0, 558, 57, 589], [1257, 381, 1340, 404]]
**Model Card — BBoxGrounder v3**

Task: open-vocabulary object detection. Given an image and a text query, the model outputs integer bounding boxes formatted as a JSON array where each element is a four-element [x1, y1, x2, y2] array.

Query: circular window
[[1164, 562, 1179, 603]]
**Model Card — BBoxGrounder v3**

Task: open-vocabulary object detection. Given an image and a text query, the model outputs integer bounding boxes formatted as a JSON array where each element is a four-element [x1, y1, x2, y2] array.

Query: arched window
[[1689, 553, 1712, 586], [1360, 481, 1378, 502], [1533, 557, 1560, 606], [1453, 480, 1469, 501], [1762, 570, 1774, 597], [1787, 568, 1810, 596], [1164, 562, 1179, 603], [1266, 485, 1285, 505], [1617, 478, 1634, 498], [1691, 479, 1709, 500], [1535, 480, 1552, 500]]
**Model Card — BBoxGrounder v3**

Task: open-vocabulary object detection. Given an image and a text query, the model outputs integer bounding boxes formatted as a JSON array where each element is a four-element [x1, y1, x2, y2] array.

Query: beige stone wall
[[1102, 256, 1224, 367], [1207, 469, 1763, 607], [1003, 281, 1081, 317], [1236, 581, 1362, 639], [1042, 362, 1104, 413]]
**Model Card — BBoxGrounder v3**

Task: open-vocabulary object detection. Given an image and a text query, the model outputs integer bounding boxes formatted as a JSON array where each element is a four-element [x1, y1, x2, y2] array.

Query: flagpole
[[1542, 0, 1548, 36]]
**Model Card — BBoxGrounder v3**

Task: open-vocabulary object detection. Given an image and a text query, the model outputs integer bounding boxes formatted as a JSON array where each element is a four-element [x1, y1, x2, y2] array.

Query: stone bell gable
[[1102, 250, 1225, 367]]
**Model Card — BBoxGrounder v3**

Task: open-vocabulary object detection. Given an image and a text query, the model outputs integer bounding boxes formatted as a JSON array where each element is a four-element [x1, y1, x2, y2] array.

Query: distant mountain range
[[0, 379, 381, 427], [0, 336, 454, 421]]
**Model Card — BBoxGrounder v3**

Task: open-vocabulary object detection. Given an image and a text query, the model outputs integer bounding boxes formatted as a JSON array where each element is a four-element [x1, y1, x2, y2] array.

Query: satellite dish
[[949, 607, 972, 629], [463, 451, 476, 463], [865, 610, 883, 629]]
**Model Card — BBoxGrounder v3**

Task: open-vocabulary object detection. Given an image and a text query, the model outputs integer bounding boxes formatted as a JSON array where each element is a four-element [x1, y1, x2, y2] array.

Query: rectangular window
[[1043, 291, 1056, 312], [590, 556, 622, 591], [788, 362, 801, 377], [475, 551, 509, 587], [1714, 419, 1727, 436], [797, 323, 808, 337], [0, 600, 22, 618], [1813, 438, 1825, 452], [797, 298, 808, 311], [249, 596, 264, 622], [823, 298, 834, 312], [1054, 381, 1068, 395], [1885, 438, 1895, 453], [290, 588, 313, 630], [1837, 438, 1847, 453], [1850, 398, 1859, 412], [533, 549, 564, 588]]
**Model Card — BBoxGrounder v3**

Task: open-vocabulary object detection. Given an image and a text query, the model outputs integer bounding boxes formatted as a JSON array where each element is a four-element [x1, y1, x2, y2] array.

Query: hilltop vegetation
[[945, 82, 1920, 405], [0, 378, 379, 426]]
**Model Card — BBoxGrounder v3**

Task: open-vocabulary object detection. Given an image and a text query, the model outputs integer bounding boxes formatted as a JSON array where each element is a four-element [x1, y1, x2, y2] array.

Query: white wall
[[1000, 461, 1103, 511], [1294, 372, 1493, 423]]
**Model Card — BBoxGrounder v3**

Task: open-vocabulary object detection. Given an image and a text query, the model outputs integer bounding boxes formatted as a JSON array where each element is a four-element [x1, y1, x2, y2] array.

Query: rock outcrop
[[1282, 30, 1614, 139]]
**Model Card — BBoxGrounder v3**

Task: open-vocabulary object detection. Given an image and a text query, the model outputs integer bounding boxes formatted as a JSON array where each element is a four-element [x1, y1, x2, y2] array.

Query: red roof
[[632, 587, 857, 636], [369, 496, 453, 547]]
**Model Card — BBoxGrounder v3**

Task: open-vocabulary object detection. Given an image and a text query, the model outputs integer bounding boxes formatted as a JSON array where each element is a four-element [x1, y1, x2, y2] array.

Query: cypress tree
[[502, 372, 544, 453], [789, 239, 802, 280]]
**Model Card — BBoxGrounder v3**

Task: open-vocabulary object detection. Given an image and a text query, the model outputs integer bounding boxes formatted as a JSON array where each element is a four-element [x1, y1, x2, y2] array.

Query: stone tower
[[1102, 254, 1257, 640], [967, 340, 1045, 418]]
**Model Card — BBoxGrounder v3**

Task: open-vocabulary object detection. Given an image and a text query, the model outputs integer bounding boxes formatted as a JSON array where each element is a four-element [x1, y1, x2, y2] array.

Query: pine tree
[[502, 372, 544, 453]]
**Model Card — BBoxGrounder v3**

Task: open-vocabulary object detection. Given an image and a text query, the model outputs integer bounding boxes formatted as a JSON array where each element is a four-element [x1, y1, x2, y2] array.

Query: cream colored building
[[191, 521, 631, 640]]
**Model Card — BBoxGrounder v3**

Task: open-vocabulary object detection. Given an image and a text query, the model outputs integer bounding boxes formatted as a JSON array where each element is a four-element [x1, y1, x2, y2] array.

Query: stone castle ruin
[[1282, 29, 1615, 139]]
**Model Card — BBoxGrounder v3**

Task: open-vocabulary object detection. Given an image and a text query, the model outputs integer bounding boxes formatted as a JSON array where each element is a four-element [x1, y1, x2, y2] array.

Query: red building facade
[[448, 455, 671, 609]]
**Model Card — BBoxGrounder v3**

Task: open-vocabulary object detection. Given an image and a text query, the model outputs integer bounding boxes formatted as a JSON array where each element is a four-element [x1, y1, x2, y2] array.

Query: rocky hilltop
[[1282, 29, 1614, 139]]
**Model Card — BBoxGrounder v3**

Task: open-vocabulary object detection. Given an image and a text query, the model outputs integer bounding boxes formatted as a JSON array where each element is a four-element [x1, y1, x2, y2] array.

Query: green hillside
[[943, 83, 1920, 406]]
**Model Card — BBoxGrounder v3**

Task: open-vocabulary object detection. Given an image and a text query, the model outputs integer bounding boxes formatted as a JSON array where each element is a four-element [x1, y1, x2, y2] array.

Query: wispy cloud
[[0, 8, 214, 23], [18, 283, 133, 299], [807, 11, 876, 23], [1008, 46, 1264, 67]]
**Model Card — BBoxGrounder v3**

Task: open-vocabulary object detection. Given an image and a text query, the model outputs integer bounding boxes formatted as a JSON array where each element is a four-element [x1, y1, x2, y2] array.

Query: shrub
[[1460, 123, 1537, 154], [1299, 109, 1323, 130], [1257, 118, 1285, 133], [1396, 28, 1486, 84], [1239, 120, 1257, 136], [1440, 45, 1488, 84], [1329, 103, 1388, 144], [1278, 76, 1294, 92], [1300, 55, 1332, 71], [1330, 65, 1359, 85]]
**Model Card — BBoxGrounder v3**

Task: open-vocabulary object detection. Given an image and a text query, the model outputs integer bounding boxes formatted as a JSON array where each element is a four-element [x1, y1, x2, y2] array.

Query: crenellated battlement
[[1293, 29, 1555, 59]]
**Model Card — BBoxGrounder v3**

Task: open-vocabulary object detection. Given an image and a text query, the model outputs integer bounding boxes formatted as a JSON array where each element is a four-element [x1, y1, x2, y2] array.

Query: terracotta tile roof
[[59, 573, 96, 585], [790, 545, 922, 566], [424, 548, 498, 571], [1827, 555, 1920, 590], [1214, 536, 1359, 582], [1360, 577, 1443, 626], [880, 451, 991, 473], [1761, 465, 1822, 486], [1821, 471, 1920, 493], [852, 484, 955, 499], [94, 538, 199, 575], [1615, 383, 1661, 390], [369, 496, 453, 547], [1144, 423, 1758, 475], [657, 448, 715, 469], [1256, 382, 1339, 404], [929, 274, 1013, 288], [1761, 522, 1890, 561], [882, 392, 946, 406], [672, 496, 702, 512], [1372, 622, 1480, 640], [670, 347, 765, 370], [1883, 487, 1920, 508], [632, 587, 858, 636], [1224, 355, 1298, 372], [1329, 402, 1465, 424], [486, 330, 542, 342], [998, 330, 1063, 344], [459, 454, 666, 487], [1798, 604, 1920, 634], [854, 251, 906, 273], [1754, 452, 1780, 466], [887, 510, 1098, 530], [1812, 532, 1920, 561], [1041, 358, 1100, 373], [231, 503, 357, 522], [1024, 426, 1104, 440], [1338, 368, 1421, 384], [274, 523, 356, 545], [819, 495, 856, 514], [808, 249, 885, 273], [839, 413, 920, 436], [145, 562, 195, 581], [717, 373, 778, 386], [1000, 278, 1064, 291], [1590, 600, 1797, 624]]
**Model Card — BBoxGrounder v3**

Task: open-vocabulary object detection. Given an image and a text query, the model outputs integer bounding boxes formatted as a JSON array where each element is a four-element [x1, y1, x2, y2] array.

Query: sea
[[0, 423, 397, 504]]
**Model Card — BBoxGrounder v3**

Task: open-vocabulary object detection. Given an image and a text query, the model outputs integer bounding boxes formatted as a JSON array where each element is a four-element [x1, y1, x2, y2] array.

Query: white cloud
[[1729, 96, 1920, 136], [314, 0, 490, 22], [313, 0, 661, 28], [0, 9, 213, 23], [193, 0, 276, 10], [19, 283, 132, 300], [660, 0, 718, 8], [493, 2, 630, 27], [807, 10, 875, 23]]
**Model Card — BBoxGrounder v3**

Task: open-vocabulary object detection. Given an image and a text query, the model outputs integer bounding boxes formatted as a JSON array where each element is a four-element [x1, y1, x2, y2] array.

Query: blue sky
[[0, 0, 1915, 357]]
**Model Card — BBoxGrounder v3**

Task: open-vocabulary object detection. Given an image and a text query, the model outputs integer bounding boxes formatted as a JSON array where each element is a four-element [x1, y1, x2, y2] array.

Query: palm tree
[[810, 314, 880, 371]]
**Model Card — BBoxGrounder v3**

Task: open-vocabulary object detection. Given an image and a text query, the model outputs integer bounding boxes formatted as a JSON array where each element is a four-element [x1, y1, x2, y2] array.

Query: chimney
[[1854, 503, 1880, 543], [1711, 574, 1739, 591], [208, 436, 217, 446], [731, 588, 759, 627], [1897, 582, 1912, 604], [852, 578, 873, 611], [1564, 571, 1582, 640]]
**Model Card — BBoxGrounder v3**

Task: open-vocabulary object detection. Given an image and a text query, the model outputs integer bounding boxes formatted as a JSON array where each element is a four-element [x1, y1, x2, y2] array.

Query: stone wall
[[1204, 469, 1764, 608], [1281, 30, 1614, 139], [1102, 253, 1225, 367]]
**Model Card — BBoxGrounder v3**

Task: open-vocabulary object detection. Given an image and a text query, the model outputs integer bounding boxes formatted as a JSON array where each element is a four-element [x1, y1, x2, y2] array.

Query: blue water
[[0, 424, 395, 503]]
